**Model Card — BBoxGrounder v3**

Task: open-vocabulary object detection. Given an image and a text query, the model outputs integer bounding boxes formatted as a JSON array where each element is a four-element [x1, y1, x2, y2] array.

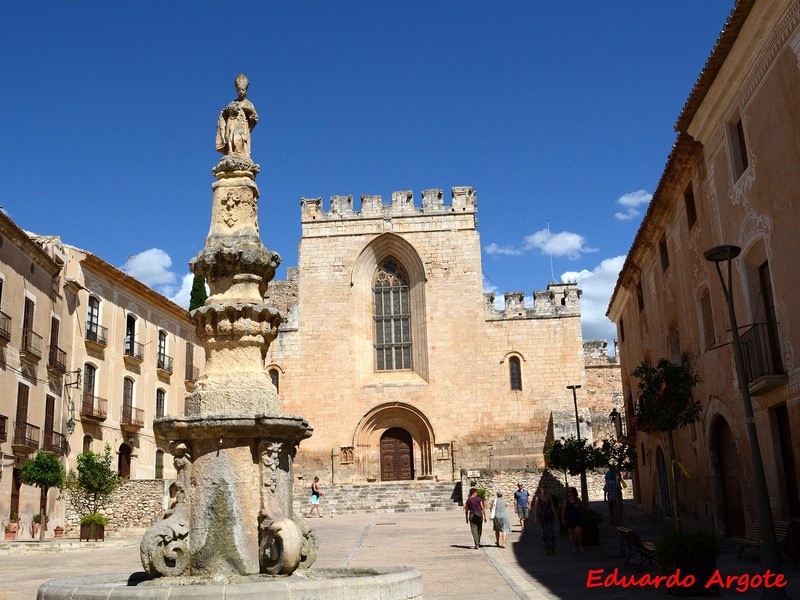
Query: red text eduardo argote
[[586, 568, 787, 592]]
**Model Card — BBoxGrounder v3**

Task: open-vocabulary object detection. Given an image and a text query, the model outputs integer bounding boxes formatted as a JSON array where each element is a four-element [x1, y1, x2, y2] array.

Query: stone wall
[[64, 479, 168, 534]]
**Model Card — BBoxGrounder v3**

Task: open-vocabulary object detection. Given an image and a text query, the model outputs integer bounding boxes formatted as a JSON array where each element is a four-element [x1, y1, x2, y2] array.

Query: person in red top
[[464, 487, 487, 549]]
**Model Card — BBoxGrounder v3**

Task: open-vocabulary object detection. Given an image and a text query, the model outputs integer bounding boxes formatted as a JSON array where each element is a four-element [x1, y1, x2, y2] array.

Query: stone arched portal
[[354, 403, 435, 481]]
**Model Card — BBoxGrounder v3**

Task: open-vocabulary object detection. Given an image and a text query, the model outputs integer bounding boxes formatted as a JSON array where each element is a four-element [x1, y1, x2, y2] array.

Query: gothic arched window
[[374, 258, 411, 371], [509, 356, 522, 391]]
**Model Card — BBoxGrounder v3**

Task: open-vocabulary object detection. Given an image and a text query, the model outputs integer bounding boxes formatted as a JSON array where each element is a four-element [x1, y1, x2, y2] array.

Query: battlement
[[300, 186, 477, 222], [483, 282, 581, 320]]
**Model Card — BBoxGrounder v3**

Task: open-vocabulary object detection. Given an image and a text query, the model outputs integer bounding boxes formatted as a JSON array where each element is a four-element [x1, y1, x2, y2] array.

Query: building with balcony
[[58, 247, 203, 482], [0, 212, 70, 533], [0, 210, 204, 535], [607, 0, 800, 534]]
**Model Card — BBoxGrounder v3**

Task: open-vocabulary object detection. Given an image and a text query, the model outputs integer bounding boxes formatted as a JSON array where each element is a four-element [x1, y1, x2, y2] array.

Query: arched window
[[155, 450, 164, 480], [82, 435, 93, 453], [83, 363, 96, 395], [269, 369, 280, 393], [155, 389, 165, 419], [157, 330, 169, 370], [122, 377, 135, 424], [509, 356, 522, 391], [87, 296, 100, 342], [125, 315, 136, 356], [83, 363, 97, 416], [373, 258, 411, 371]]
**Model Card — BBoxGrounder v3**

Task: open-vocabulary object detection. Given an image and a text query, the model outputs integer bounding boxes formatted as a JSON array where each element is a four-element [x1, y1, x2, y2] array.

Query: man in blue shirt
[[513, 482, 531, 532]]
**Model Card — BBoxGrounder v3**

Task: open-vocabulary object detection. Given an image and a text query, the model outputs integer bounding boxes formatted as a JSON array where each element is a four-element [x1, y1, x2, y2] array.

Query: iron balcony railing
[[80, 393, 108, 421], [48, 346, 67, 373], [13, 421, 40, 450], [123, 339, 144, 361], [0, 311, 11, 341], [157, 353, 174, 374], [21, 328, 43, 359], [45, 431, 67, 455], [185, 366, 199, 382], [740, 322, 785, 383], [0, 414, 7, 442], [121, 404, 145, 428], [85, 322, 108, 347]]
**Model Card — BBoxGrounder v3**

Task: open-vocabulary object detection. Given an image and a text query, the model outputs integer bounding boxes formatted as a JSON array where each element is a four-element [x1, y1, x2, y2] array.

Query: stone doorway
[[380, 427, 414, 481], [118, 443, 132, 478], [353, 402, 436, 481], [713, 417, 745, 535]]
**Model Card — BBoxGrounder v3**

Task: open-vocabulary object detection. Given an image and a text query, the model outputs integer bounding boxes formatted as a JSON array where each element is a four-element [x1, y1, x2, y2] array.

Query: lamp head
[[703, 244, 741, 263]]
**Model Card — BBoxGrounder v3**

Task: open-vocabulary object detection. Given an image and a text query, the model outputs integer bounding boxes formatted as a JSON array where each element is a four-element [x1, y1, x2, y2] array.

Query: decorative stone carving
[[213, 75, 260, 176], [140, 442, 192, 578], [260, 441, 283, 493], [258, 515, 303, 575], [216, 74, 258, 160]]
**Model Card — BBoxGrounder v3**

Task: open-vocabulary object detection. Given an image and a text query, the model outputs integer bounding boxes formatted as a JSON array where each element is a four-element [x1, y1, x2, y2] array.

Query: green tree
[[598, 438, 637, 474], [20, 451, 65, 542], [632, 358, 701, 532], [189, 274, 208, 311], [546, 436, 605, 487], [66, 444, 120, 518]]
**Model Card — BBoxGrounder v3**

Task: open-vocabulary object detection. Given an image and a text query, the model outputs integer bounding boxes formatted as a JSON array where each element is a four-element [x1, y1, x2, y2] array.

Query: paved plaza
[[1, 501, 797, 599]]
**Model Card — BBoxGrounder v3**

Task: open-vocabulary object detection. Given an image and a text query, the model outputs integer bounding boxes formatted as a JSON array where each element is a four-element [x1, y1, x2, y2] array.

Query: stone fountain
[[38, 76, 422, 599]]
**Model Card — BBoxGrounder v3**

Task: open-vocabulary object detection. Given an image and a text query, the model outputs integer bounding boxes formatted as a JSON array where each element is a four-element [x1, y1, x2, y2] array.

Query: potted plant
[[580, 509, 604, 546], [4, 512, 20, 539], [632, 358, 701, 533], [64, 444, 120, 542], [20, 451, 66, 542], [79, 512, 108, 541], [32, 512, 49, 537], [655, 530, 720, 594], [53, 525, 64, 538]]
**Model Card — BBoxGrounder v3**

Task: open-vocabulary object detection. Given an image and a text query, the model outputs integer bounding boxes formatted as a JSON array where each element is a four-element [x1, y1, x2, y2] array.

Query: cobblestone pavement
[[1, 501, 797, 599]]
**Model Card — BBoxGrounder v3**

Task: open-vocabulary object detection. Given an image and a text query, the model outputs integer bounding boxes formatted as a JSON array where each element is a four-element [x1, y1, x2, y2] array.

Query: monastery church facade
[[264, 186, 589, 483]]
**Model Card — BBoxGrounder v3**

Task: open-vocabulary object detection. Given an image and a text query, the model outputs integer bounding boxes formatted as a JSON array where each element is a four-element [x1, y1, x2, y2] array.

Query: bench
[[731, 520, 799, 568], [618, 526, 657, 572]]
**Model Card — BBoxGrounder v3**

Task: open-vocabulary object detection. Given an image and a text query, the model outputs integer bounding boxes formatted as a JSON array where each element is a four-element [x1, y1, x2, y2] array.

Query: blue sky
[[1, 2, 734, 348]]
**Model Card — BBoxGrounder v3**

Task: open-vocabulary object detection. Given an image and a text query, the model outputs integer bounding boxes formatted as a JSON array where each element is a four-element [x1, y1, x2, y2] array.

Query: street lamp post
[[705, 244, 783, 586], [567, 384, 589, 506]]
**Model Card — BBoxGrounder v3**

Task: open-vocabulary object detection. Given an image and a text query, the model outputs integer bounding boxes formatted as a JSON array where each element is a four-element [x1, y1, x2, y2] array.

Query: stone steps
[[292, 480, 462, 515]]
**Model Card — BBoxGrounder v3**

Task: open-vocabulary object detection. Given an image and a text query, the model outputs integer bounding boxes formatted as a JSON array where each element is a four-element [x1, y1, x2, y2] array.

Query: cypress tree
[[189, 275, 208, 310]]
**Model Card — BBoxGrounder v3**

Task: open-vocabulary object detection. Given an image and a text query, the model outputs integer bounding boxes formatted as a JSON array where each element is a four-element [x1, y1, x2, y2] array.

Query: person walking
[[562, 486, 584, 553], [307, 476, 325, 517], [490, 490, 511, 548], [533, 483, 556, 554], [604, 474, 621, 525], [513, 482, 531, 532], [464, 487, 487, 549]]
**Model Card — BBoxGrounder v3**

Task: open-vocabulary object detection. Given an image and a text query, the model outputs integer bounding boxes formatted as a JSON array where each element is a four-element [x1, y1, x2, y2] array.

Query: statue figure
[[216, 74, 259, 159]]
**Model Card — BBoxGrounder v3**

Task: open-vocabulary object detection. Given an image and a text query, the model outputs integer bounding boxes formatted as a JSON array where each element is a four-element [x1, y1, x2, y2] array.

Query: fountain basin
[[38, 567, 423, 599]]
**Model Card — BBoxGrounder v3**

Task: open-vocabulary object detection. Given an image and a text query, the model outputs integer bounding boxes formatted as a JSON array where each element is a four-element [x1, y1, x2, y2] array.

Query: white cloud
[[122, 248, 177, 287], [169, 273, 195, 310], [523, 229, 598, 259], [614, 190, 651, 221], [486, 229, 596, 260], [122, 248, 196, 308], [485, 242, 523, 256], [562, 255, 626, 352]]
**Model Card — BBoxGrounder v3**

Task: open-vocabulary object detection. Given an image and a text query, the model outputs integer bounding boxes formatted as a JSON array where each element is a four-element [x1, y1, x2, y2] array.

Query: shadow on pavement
[[511, 500, 800, 599]]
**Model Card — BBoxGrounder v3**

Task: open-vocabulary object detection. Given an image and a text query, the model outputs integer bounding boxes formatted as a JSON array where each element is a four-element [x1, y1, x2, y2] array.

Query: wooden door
[[380, 428, 414, 481], [118, 444, 131, 478], [715, 419, 745, 535]]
